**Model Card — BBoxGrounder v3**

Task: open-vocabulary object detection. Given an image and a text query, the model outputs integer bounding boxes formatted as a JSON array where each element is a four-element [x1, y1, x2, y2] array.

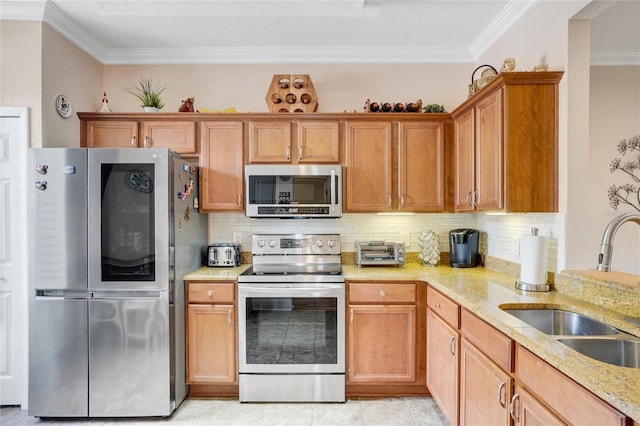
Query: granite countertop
[[183, 263, 640, 421]]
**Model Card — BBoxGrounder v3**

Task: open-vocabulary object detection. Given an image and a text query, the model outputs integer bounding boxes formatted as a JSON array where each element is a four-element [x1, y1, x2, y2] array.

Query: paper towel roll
[[520, 235, 548, 285]]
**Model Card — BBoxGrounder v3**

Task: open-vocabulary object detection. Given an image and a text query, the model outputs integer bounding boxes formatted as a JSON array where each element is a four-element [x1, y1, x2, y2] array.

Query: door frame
[[0, 107, 29, 408]]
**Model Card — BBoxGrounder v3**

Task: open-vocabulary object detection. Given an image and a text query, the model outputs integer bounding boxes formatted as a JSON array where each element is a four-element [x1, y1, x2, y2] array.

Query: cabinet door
[[347, 305, 416, 383], [453, 109, 475, 211], [140, 121, 197, 154], [187, 304, 236, 384], [84, 121, 138, 148], [295, 121, 340, 163], [398, 122, 445, 211], [248, 121, 291, 163], [345, 121, 393, 212], [511, 385, 565, 426], [460, 337, 512, 426], [200, 121, 244, 212], [475, 88, 504, 210], [426, 308, 459, 426]]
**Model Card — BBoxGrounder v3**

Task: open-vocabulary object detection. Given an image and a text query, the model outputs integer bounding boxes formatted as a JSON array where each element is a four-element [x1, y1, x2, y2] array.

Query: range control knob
[[257, 239, 265, 248], [269, 240, 277, 248], [316, 240, 324, 248], [327, 240, 335, 248]]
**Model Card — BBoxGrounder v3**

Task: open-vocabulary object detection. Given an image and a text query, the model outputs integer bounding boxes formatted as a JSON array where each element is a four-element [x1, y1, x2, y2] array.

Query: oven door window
[[244, 297, 337, 365]]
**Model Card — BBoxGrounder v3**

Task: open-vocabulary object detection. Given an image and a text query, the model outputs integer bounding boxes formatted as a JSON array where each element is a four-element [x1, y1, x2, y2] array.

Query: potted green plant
[[126, 77, 168, 112]]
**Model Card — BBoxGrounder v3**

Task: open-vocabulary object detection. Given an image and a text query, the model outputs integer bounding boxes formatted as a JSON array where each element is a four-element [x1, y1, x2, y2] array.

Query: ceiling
[[0, 0, 638, 65]]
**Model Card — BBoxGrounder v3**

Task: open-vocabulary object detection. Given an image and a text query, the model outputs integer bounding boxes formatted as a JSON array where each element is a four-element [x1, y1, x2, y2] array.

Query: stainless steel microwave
[[245, 164, 342, 218]]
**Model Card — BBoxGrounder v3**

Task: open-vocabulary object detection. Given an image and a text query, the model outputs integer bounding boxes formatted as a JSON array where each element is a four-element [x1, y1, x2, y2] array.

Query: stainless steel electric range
[[237, 234, 345, 403]]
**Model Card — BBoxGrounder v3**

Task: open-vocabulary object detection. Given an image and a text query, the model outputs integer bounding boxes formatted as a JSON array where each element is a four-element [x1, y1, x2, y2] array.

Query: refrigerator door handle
[[35, 289, 90, 299], [90, 290, 163, 299]]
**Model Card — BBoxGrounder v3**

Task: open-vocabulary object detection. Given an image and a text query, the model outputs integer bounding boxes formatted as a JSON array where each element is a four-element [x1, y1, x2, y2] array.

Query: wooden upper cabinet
[[81, 117, 196, 155], [398, 121, 445, 212], [345, 121, 393, 212], [84, 120, 138, 148], [451, 71, 563, 213], [248, 121, 291, 163], [296, 121, 340, 163], [200, 121, 244, 212], [248, 120, 340, 164], [139, 121, 197, 154]]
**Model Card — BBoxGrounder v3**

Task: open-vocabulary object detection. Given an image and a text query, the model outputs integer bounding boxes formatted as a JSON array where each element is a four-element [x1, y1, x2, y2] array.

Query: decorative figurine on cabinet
[[179, 97, 195, 112]]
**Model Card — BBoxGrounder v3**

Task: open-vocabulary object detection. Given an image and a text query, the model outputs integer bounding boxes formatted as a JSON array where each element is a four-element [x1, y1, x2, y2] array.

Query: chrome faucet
[[596, 213, 640, 272]]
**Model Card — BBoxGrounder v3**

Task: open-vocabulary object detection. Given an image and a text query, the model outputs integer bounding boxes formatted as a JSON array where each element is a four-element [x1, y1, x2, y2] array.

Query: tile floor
[[1, 397, 447, 425]]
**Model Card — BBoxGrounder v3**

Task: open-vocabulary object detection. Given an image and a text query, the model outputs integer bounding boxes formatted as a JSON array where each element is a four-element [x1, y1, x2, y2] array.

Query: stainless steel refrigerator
[[27, 148, 205, 418]]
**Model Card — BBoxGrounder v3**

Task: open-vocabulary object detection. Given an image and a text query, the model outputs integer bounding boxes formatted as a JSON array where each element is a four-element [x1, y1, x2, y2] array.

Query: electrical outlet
[[233, 232, 242, 244]]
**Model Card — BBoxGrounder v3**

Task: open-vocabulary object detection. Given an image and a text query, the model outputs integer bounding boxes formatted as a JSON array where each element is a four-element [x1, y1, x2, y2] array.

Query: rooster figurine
[[179, 97, 195, 112], [97, 91, 112, 113]]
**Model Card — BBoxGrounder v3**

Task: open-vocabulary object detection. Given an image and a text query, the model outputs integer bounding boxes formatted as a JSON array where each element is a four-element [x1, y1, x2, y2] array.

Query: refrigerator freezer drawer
[[88, 292, 171, 417], [28, 298, 89, 417]]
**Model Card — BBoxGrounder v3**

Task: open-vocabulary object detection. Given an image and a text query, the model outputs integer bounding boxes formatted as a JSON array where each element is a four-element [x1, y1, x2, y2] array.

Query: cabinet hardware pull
[[285, 146, 290, 160], [379, 290, 385, 297], [400, 194, 405, 208], [130, 136, 136, 147], [207, 290, 214, 297], [298, 145, 303, 160], [497, 382, 506, 408], [466, 191, 472, 206], [143, 136, 149, 148], [448, 337, 455, 356], [237, 194, 242, 206], [350, 309, 354, 323], [509, 393, 520, 423], [387, 194, 392, 207], [472, 190, 478, 208], [227, 309, 232, 326], [434, 302, 441, 309]]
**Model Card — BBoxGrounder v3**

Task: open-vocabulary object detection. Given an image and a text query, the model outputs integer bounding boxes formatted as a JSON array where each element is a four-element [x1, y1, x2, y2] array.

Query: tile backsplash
[[207, 212, 566, 272]]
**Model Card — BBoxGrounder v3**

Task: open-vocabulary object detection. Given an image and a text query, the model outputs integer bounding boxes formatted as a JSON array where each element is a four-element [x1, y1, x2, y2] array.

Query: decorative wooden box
[[266, 74, 318, 113]]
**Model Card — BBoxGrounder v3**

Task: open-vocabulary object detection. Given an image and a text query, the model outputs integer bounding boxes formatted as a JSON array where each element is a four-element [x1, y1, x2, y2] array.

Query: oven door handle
[[238, 284, 344, 294]]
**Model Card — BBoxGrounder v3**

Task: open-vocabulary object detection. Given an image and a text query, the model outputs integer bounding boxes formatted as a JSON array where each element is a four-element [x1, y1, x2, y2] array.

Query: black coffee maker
[[449, 229, 480, 268]]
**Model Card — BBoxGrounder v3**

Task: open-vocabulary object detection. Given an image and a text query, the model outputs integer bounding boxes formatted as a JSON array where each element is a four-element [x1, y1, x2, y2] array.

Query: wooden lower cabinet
[[510, 385, 564, 426], [516, 345, 627, 425], [426, 307, 459, 425], [459, 337, 513, 425], [186, 281, 237, 395], [346, 281, 427, 395]]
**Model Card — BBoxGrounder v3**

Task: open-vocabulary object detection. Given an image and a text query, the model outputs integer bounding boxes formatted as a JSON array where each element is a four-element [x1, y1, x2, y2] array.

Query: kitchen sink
[[502, 308, 620, 336], [558, 338, 640, 368]]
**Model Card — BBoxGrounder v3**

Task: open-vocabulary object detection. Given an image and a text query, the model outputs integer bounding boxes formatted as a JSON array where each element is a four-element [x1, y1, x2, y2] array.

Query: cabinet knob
[[379, 290, 386, 297], [434, 302, 441, 309], [207, 290, 214, 297]]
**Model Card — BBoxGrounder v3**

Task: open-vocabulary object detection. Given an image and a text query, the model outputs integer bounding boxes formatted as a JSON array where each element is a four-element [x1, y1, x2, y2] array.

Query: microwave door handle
[[331, 169, 336, 211]]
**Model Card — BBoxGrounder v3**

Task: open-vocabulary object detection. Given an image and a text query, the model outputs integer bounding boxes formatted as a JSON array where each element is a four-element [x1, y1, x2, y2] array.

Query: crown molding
[[591, 49, 640, 66], [103, 46, 473, 65], [468, 0, 535, 60], [0, 0, 46, 19]]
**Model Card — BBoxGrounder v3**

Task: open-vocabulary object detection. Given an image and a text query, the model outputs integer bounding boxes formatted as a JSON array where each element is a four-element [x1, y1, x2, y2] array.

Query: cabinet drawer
[[516, 345, 626, 426], [349, 282, 416, 303], [188, 282, 235, 304], [427, 286, 459, 328], [461, 309, 513, 372]]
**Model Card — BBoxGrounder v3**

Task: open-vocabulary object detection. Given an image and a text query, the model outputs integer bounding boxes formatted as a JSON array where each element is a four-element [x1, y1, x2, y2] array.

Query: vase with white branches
[[608, 134, 640, 213]]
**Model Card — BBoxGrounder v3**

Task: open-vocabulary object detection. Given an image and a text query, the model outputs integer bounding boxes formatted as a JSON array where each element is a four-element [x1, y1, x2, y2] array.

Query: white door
[[0, 107, 29, 405]]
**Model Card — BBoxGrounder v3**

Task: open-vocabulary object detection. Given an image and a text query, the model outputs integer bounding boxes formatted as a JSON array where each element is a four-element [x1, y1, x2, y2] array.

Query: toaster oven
[[355, 241, 405, 267]]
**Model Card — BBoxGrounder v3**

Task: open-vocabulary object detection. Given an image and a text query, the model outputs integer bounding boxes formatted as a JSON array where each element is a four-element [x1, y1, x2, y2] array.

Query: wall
[[0, 21, 102, 148], [0, 20, 43, 146], [102, 63, 471, 114], [589, 65, 640, 274], [41, 24, 103, 147]]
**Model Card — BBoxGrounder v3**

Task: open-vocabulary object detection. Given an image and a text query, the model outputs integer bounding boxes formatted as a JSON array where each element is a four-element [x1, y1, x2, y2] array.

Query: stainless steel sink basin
[[503, 309, 620, 336], [558, 338, 640, 368]]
